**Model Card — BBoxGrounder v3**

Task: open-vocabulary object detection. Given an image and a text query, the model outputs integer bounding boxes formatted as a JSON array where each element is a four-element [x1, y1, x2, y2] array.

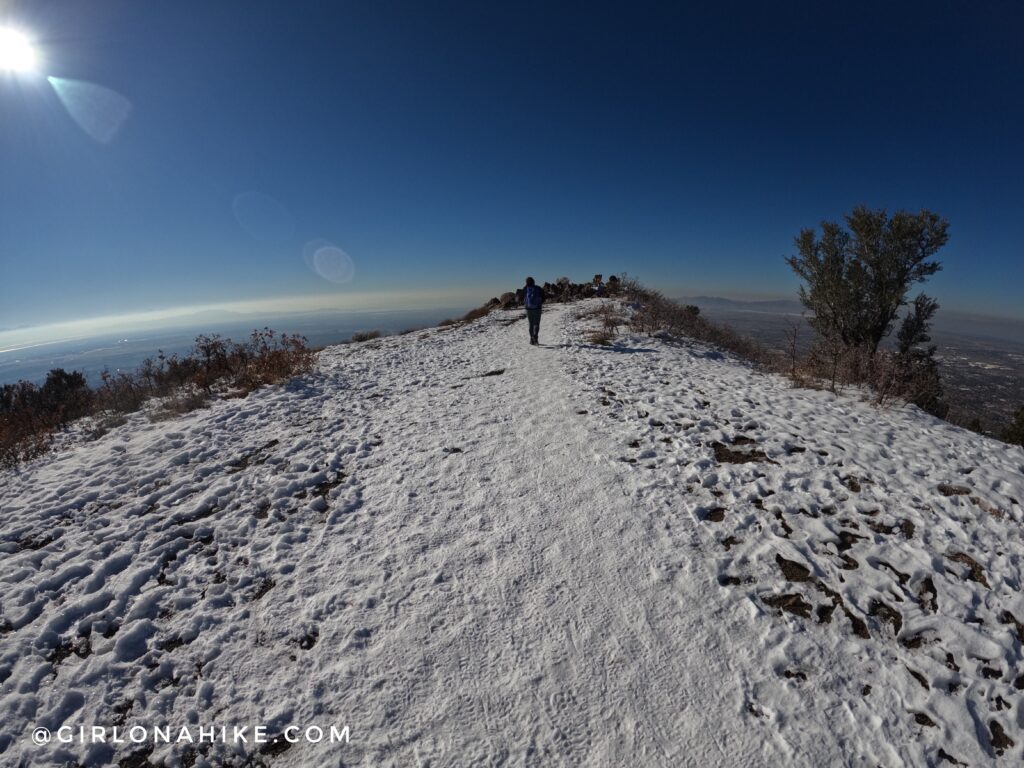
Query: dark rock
[[776, 554, 812, 582], [251, 578, 275, 601], [836, 530, 866, 552], [906, 667, 929, 689], [936, 748, 966, 766], [260, 735, 293, 758], [712, 441, 775, 464], [763, 593, 812, 619], [945, 552, 989, 588], [918, 576, 938, 613], [868, 599, 903, 636], [989, 721, 1015, 755]]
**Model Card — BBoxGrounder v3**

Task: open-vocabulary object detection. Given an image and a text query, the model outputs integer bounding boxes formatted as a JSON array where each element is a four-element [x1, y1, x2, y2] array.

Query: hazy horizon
[[0, 287, 488, 349], [6, 281, 1024, 354], [0, 304, 470, 386]]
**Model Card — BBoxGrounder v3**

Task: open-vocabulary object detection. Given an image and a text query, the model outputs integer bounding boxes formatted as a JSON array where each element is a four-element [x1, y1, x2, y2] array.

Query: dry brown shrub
[[627, 286, 769, 365], [0, 329, 316, 467], [460, 303, 494, 323], [585, 329, 615, 346]]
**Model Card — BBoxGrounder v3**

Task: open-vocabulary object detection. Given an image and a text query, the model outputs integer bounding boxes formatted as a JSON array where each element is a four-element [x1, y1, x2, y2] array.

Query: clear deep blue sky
[[2, 0, 1023, 330]]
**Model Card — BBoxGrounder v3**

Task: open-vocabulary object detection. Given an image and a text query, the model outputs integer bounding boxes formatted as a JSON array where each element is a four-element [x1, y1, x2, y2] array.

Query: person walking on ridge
[[523, 276, 545, 345]]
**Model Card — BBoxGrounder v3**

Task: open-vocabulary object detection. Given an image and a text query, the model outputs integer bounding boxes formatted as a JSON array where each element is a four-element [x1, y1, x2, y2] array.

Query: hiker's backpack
[[524, 286, 542, 309]]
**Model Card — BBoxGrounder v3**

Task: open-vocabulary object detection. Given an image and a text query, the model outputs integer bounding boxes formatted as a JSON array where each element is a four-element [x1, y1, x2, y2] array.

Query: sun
[[0, 26, 38, 72]]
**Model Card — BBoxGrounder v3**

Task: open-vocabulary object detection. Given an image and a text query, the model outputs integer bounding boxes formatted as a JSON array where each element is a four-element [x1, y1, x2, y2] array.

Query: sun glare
[[0, 26, 38, 72]]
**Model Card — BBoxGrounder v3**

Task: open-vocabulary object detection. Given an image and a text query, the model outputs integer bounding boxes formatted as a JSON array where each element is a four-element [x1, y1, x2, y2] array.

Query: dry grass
[[578, 301, 626, 346], [585, 329, 615, 346]]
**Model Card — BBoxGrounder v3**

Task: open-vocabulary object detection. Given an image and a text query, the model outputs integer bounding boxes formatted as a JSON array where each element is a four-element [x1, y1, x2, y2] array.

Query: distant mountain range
[[679, 296, 805, 315], [680, 296, 1024, 345]]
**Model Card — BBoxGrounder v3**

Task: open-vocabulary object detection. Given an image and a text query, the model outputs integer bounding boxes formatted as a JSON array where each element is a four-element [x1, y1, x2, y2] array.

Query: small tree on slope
[[787, 206, 948, 357], [1003, 406, 1024, 447]]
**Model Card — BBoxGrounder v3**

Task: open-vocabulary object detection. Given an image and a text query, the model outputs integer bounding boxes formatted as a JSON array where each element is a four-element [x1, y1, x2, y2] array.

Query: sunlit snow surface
[[1, 301, 1021, 766]]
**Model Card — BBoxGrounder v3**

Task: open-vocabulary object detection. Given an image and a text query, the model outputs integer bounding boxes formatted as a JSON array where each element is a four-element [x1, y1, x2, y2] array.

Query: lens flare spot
[[47, 76, 133, 143], [304, 239, 355, 284]]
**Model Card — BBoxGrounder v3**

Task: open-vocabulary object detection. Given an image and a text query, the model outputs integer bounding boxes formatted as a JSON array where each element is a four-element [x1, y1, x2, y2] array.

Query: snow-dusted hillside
[[1, 300, 1022, 767]]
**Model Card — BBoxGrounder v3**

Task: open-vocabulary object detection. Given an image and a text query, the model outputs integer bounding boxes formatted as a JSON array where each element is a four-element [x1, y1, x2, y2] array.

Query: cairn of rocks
[[503, 275, 620, 308]]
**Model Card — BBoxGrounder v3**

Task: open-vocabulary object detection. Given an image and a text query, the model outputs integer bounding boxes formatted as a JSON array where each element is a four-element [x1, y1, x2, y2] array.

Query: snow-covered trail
[[331, 309, 775, 765], [1, 300, 1022, 767]]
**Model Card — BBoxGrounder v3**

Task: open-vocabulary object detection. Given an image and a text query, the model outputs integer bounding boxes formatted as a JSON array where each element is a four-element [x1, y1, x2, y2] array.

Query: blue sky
[[2, 0, 1023, 331]]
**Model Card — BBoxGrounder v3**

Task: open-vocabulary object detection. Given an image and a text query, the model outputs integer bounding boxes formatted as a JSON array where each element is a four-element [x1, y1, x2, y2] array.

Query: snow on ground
[[1, 299, 1022, 767]]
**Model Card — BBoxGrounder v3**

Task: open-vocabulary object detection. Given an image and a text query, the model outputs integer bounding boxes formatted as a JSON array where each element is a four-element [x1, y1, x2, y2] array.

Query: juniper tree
[[896, 294, 939, 358], [787, 206, 948, 357], [894, 294, 947, 416]]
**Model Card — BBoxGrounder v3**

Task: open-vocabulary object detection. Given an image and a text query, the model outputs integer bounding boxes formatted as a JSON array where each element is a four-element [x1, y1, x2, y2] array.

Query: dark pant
[[526, 308, 541, 342]]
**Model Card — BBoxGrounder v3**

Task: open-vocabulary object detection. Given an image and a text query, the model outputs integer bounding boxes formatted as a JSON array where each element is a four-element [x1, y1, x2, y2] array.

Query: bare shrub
[[138, 350, 200, 394], [460, 303, 493, 323], [351, 330, 382, 343], [627, 285, 769, 365], [0, 430, 50, 469], [236, 329, 316, 390], [1, 369, 95, 468], [585, 329, 615, 346], [40, 369, 94, 422], [0, 329, 315, 468], [802, 338, 872, 394], [615, 274, 648, 302], [599, 304, 625, 333], [193, 334, 239, 389], [85, 413, 128, 441], [95, 370, 150, 414]]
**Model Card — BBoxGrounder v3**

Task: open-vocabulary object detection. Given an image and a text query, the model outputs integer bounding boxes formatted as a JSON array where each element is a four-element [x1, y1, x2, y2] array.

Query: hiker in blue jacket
[[523, 277, 545, 345]]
